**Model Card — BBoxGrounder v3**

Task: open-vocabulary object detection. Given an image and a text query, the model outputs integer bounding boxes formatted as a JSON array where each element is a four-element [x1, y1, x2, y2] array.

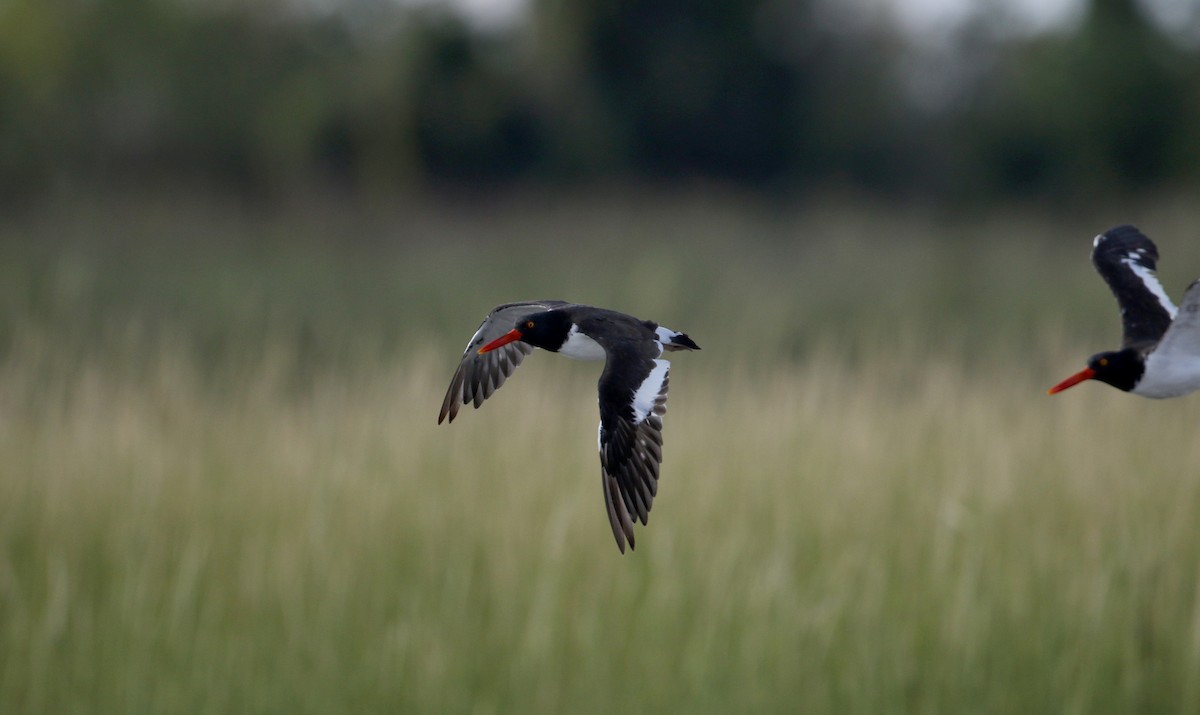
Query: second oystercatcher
[[439, 301, 700, 553], [1049, 225, 1200, 398]]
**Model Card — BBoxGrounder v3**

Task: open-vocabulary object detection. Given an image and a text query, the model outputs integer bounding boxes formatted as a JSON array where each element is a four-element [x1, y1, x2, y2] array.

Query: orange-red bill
[[1047, 367, 1096, 395], [478, 328, 523, 354]]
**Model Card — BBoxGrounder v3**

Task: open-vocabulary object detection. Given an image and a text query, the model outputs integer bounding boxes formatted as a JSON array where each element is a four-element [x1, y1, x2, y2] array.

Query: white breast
[[558, 325, 607, 361], [1134, 349, 1200, 398], [1134, 290, 1200, 398]]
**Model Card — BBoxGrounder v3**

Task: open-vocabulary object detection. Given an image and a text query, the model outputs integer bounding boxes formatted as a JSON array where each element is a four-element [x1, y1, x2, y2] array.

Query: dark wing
[[598, 353, 671, 554], [1092, 225, 1178, 348], [438, 300, 570, 424], [1150, 279, 1200, 364]]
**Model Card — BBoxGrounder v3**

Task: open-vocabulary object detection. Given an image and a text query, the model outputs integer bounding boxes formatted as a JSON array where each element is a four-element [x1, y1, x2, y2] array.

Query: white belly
[[559, 325, 606, 361]]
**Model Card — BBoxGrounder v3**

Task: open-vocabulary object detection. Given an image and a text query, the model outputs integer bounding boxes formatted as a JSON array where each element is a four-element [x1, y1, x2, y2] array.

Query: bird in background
[[1049, 225, 1200, 398], [439, 301, 700, 553]]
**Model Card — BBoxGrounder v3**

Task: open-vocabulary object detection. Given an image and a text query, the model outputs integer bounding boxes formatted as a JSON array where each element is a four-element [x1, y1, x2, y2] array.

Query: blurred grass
[[4, 191, 1200, 713]]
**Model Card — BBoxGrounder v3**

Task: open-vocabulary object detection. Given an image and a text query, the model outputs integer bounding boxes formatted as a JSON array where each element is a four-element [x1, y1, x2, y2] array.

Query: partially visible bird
[[1049, 225, 1200, 398], [439, 301, 699, 552]]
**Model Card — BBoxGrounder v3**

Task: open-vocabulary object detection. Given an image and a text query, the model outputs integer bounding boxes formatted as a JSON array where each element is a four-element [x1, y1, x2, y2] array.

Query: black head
[[478, 309, 574, 354], [1085, 349, 1144, 391], [513, 310, 574, 351], [1048, 348, 1144, 394]]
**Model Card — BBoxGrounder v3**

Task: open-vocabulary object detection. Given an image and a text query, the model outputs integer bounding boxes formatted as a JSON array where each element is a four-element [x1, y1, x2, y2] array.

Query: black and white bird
[[1049, 225, 1200, 398], [439, 301, 699, 553]]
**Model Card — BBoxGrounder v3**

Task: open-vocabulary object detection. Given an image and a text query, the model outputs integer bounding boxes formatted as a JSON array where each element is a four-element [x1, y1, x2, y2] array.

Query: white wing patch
[[631, 360, 669, 424], [1123, 251, 1178, 319]]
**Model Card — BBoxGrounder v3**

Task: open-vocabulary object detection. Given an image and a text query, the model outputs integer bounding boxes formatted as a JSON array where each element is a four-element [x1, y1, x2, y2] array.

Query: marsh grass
[[4, 193, 1200, 713]]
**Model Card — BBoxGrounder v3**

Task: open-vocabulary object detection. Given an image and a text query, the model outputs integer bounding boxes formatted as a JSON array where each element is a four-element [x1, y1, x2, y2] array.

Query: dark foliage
[[0, 0, 1195, 201]]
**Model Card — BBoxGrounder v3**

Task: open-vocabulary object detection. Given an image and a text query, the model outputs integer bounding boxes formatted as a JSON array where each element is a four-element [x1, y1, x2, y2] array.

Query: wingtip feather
[[603, 472, 636, 554]]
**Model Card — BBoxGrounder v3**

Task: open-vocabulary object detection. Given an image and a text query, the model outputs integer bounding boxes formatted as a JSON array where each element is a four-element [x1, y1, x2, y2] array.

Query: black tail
[[665, 332, 700, 351]]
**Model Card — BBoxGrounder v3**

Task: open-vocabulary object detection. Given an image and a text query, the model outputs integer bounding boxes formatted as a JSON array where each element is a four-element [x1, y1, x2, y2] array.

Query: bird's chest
[[1134, 350, 1200, 398], [558, 326, 607, 361]]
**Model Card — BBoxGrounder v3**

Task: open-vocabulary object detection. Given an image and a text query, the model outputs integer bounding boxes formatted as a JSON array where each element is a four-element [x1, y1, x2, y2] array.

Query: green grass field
[[4, 193, 1200, 713]]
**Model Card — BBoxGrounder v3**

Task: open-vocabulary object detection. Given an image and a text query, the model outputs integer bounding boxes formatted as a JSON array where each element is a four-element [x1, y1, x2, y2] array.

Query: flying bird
[[439, 301, 699, 552], [1049, 225, 1200, 398]]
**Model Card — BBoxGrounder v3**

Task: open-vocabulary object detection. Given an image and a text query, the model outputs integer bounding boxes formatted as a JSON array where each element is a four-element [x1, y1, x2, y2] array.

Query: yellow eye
[[526, 320, 535, 329], [1098, 358, 1109, 367]]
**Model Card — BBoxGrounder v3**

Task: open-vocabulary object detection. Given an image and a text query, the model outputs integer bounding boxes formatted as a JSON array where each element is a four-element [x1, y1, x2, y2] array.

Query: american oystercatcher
[[1049, 225, 1200, 398], [439, 301, 700, 552]]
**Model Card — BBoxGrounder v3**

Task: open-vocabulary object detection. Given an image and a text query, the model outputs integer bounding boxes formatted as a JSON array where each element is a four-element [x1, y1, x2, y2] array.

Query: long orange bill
[[1047, 367, 1096, 395], [478, 328, 523, 354]]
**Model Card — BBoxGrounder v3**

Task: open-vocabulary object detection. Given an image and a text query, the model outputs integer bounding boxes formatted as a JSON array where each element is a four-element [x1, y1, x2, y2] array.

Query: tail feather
[[656, 326, 700, 352]]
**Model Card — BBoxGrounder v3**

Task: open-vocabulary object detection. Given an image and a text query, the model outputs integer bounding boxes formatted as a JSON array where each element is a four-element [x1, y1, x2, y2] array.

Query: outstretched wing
[[438, 300, 569, 424], [1092, 225, 1178, 349], [598, 355, 670, 554]]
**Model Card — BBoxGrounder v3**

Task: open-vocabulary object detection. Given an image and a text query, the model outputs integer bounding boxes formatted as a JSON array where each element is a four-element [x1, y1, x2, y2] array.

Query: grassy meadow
[[4, 192, 1200, 713]]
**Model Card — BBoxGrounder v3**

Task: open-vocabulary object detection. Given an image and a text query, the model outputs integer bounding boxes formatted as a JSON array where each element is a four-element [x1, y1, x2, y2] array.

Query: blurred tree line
[[0, 0, 1197, 202]]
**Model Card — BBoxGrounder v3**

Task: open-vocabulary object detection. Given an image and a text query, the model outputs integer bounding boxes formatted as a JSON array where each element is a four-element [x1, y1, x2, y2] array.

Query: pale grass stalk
[[3, 331, 1200, 713]]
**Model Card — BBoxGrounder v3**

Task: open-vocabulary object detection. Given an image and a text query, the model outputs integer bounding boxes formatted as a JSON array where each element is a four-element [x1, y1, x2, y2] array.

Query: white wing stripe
[[631, 360, 669, 424], [1123, 253, 1178, 319]]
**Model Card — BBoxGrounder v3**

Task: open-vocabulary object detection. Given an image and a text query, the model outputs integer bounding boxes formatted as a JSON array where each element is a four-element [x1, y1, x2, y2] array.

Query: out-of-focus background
[[5, 0, 1200, 712], [3, 0, 1199, 199]]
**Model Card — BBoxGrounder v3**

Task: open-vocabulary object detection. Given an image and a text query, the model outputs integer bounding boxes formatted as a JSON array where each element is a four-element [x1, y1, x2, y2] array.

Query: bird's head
[[1048, 348, 1143, 394], [478, 310, 572, 353]]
